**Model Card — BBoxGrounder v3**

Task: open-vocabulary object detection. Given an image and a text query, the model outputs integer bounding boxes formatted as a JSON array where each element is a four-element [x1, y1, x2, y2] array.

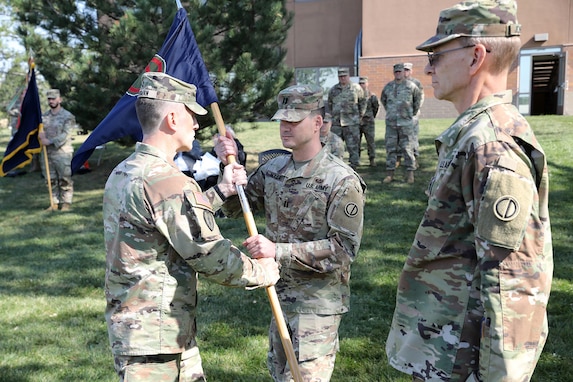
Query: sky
[[0, 14, 25, 74]]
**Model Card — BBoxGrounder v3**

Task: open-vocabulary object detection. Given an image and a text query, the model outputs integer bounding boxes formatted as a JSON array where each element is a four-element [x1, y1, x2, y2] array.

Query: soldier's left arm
[[275, 175, 365, 273], [357, 85, 367, 117], [412, 85, 421, 116], [371, 94, 380, 118], [467, 142, 552, 379]]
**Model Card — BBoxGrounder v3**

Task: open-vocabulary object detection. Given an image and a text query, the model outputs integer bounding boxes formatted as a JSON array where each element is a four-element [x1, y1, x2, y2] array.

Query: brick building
[[285, 0, 573, 118]]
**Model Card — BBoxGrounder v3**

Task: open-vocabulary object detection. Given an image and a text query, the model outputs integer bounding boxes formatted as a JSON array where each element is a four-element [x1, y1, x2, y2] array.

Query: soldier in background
[[320, 112, 345, 159], [38, 89, 76, 211], [103, 72, 279, 382], [380, 63, 422, 184], [327, 67, 366, 169], [358, 76, 380, 167], [220, 84, 365, 381], [403, 62, 424, 162], [386, 1, 553, 381]]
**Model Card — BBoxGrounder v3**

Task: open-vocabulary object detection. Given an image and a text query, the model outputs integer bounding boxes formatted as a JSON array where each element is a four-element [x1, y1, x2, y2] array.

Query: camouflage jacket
[[321, 132, 345, 159], [381, 80, 421, 126], [361, 90, 380, 123], [327, 82, 366, 127], [103, 143, 271, 356], [42, 107, 75, 154], [223, 147, 366, 314], [386, 91, 553, 381], [407, 77, 424, 117]]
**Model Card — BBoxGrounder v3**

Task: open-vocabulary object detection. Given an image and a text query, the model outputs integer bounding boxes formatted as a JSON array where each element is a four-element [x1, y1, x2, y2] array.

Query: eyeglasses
[[427, 44, 490, 67]]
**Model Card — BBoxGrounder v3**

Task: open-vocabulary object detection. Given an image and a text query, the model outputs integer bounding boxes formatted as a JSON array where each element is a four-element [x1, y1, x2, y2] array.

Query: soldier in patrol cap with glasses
[[386, 1, 553, 381], [220, 84, 366, 381]]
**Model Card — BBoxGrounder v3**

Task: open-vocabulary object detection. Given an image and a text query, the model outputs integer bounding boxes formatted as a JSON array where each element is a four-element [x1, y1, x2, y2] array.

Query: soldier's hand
[[243, 234, 276, 259], [213, 130, 239, 165], [218, 162, 247, 197], [256, 258, 280, 287], [38, 131, 50, 146]]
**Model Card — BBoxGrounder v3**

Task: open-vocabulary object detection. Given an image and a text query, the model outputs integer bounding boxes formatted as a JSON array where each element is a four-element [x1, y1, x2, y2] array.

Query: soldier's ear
[[164, 111, 178, 133], [314, 114, 323, 132]]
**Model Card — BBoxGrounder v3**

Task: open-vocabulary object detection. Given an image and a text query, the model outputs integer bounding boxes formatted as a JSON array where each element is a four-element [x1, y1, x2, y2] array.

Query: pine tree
[[10, 0, 294, 133]]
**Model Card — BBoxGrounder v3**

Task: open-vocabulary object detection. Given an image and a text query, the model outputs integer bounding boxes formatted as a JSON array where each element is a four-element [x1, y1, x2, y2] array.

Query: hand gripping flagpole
[[210, 103, 303, 382], [28, 58, 55, 211]]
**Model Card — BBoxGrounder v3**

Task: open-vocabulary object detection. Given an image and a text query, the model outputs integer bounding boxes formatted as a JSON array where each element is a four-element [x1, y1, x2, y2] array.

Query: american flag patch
[[193, 191, 212, 209]]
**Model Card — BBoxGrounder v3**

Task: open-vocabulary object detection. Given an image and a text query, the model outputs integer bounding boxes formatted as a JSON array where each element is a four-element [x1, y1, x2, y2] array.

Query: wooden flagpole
[[210, 102, 303, 382], [28, 58, 56, 211]]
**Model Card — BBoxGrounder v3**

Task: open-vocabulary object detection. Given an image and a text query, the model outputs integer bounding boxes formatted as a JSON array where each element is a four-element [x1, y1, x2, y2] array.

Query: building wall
[[360, 0, 573, 117], [284, 0, 362, 74], [283, 0, 573, 117]]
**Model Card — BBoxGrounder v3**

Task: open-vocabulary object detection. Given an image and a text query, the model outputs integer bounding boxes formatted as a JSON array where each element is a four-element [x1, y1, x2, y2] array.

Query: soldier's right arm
[[381, 86, 388, 109], [150, 176, 276, 289]]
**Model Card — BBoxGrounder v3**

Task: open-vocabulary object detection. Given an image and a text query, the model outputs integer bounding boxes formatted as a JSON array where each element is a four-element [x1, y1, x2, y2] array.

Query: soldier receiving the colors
[[385, 1, 553, 381], [103, 72, 279, 382], [220, 84, 366, 381]]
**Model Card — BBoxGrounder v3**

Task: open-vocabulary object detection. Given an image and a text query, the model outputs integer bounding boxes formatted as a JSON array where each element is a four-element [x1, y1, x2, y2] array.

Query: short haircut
[[309, 107, 325, 120], [463, 36, 521, 75], [135, 98, 172, 135]]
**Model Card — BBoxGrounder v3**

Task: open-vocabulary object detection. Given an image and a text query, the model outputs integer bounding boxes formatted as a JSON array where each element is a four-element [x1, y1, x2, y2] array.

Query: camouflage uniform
[[409, 77, 423, 157], [104, 73, 275, 382], [41, 90, 75, 207], [404, 63, 425, 158], [320, 132, 345, 160], [358, 77, 379, 164], [387, 2, 553, 381], [327, 68, 366, 168], [386, 90, 552, 382], [224, 84, 366, 381], [381, 67, 421, 172]]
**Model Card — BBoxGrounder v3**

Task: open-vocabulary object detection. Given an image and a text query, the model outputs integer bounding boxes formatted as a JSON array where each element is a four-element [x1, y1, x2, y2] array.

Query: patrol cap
[[417, 0, 521, 52], [393, 63, 404, 72], [138, 72, 207, 115], [338, 67, 349, 76], [324, 112, 332, 123], [272, 84, 324, 122], [46, 89, 60, 99], [403, 63, 413, 70], [358, 76, 368, 84]]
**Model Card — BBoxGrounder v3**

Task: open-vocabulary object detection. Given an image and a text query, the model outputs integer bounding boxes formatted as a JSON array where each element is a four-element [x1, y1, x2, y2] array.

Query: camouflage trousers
[[412, 116, 420, 157], [41, 151, 73, 205], [268, 312, 341, 382], [332, 124, 360, 167], [397, 117, 420, 160], [359, 120, 376, 160], [384, 122, 416, 171], [113, 344, 206, 382]]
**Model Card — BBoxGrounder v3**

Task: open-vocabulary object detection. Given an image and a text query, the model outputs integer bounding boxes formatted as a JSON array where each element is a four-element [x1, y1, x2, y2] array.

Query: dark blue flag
[[71, 7, 218, 174], [0, 68, 42, 177]]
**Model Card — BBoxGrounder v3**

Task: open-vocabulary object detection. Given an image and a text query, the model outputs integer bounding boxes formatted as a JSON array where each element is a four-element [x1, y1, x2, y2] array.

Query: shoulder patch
[[344, 202, 360, 218], [476, 169, 533, 250], [493, 195, 520, 222], [203, 209, 215, 231], [192, 190, 212, 209]]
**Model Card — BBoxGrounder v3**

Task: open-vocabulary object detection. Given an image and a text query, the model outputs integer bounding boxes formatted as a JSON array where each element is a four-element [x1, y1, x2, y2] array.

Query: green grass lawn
[[0, 116, 571, 381]]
